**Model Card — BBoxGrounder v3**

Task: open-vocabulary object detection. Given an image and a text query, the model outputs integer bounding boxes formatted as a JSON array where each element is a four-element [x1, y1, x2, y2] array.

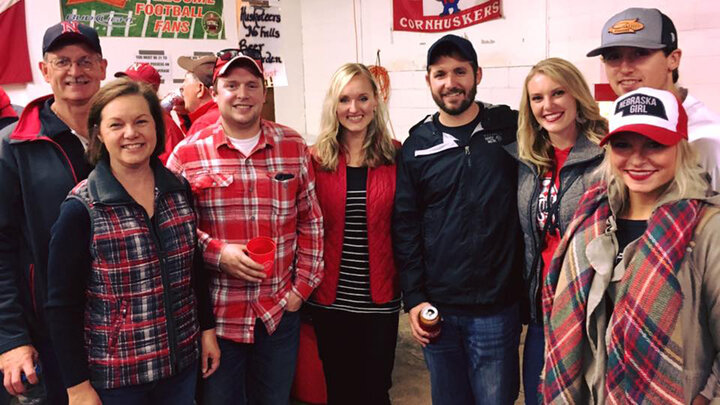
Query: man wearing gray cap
[[0, 21, 106, 404], [588, 7, 720, 189]]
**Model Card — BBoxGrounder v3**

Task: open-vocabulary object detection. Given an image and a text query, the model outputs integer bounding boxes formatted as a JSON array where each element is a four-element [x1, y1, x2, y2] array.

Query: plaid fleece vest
[[70, 180, 199, 389]]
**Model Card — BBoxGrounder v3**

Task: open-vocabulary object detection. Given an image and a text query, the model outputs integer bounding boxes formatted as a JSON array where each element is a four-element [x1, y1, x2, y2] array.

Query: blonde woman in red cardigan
[[308, 63, 400, 405]]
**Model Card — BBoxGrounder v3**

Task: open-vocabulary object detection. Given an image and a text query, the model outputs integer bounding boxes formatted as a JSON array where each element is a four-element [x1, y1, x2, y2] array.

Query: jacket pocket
[[29, 264, 37, 314], [422, 209, 443, 246], [107, 299, 128, 355]]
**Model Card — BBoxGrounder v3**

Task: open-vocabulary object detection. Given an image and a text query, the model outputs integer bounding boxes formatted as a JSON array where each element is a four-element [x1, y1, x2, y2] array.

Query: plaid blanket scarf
[[540, 182, 702, 404]]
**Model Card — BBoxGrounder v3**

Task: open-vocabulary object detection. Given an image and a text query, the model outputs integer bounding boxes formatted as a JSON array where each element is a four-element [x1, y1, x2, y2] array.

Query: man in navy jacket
[[0, 22, 106, 403], [393, 34, 524, 405]]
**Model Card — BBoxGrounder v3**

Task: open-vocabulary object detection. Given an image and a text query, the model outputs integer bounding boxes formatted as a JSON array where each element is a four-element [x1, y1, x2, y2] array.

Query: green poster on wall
[[60, 0, 225, 39]]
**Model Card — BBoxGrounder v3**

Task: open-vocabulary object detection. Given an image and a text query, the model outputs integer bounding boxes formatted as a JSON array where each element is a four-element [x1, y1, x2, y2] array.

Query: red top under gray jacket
[[45, 160, 214, 389], [310, 148, 400, 305]]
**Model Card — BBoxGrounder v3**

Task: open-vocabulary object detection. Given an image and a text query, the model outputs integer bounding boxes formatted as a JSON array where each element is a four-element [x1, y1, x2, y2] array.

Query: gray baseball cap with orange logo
[[587, 8, 678, 57]]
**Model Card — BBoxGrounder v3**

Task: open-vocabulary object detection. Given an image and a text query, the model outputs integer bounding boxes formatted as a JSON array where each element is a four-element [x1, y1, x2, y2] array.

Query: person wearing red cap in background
[[177, 55, 219, 137], [167, 49, 323, 405], [0, 21, 107, 404], [115, 62, 186, 164], [542, 87, 720, 404], [0, 87, 19, 132]]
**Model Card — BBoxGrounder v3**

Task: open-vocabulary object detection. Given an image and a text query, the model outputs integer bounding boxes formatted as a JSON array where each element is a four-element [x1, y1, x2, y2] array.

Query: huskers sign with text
[[60, 0, 225, 39], [393, 0, 501, 33], [236, 3, 287, 87]]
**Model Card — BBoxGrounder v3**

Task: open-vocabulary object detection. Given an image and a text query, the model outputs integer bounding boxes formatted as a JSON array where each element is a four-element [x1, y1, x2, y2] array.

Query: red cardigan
[[311, 149, 399, 305]]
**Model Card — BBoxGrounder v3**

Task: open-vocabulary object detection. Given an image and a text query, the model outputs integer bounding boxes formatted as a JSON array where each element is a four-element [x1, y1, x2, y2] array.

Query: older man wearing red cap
[[115, 62, 186, 163], [0, 21, 106, 404], [167, 49, 323, 405]]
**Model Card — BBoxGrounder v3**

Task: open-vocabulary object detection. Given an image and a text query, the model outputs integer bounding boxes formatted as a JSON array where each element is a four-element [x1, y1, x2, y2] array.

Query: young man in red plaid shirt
[[166, 50, 323, 405]]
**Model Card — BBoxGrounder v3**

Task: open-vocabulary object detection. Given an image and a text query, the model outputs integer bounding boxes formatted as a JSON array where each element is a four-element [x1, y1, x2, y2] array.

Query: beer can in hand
[[419, 305, 441, 340], [160, 89, 184, 112]]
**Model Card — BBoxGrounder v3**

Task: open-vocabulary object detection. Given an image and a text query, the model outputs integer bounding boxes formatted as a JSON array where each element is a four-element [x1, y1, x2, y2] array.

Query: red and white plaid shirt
[[167, 119, 323, 343]]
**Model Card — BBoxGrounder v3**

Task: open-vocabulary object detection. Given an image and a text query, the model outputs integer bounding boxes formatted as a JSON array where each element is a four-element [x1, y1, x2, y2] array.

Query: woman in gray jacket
[[513, 58, 607, 404]]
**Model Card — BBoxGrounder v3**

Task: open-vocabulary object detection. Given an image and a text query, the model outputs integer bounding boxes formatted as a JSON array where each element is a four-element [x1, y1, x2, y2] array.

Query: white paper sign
[[134, 50, 172, 85], [237, 3, 288, 87]]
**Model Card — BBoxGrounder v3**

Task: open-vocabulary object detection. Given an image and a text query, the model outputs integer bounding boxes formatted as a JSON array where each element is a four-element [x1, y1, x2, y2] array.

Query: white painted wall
[[4, 0, 720, 145], [299, 0, 720, 143]]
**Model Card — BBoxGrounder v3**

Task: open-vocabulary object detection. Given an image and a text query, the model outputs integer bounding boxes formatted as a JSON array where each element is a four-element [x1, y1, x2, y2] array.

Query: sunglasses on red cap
[[216, 48, 262, 62], [213, 48, 264, 81]]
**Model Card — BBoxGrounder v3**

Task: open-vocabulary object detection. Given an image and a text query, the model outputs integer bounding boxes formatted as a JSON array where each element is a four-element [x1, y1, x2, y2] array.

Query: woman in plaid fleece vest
[[542, 88, 720, 404], [45, 79, 219, 405]]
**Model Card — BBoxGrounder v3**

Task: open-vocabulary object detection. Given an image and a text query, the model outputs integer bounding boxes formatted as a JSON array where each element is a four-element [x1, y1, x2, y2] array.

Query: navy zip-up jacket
[[393, 102, 524, 313], [0, 95, 91, 355]]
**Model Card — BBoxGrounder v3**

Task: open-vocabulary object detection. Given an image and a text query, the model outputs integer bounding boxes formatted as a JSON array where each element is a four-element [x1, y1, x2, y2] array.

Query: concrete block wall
[[4, 0, 719, 144], [299, 0, 720, 143]]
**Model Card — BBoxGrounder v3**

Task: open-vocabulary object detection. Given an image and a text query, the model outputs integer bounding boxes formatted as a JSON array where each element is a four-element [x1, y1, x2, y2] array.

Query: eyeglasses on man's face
[[46, 56, 102, 71]]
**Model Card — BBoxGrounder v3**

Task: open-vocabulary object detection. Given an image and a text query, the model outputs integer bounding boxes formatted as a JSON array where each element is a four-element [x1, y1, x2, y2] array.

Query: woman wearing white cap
[[541, 87, 720, 404]]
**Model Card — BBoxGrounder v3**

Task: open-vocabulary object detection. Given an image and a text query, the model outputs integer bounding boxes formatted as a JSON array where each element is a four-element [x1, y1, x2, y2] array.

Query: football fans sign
[[60, 0, 226, 39], [394, 0, 502, 33]]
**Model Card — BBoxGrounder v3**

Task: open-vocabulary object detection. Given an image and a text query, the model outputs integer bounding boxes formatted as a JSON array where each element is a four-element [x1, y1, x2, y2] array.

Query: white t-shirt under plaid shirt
[[166, 119, 324, 343]]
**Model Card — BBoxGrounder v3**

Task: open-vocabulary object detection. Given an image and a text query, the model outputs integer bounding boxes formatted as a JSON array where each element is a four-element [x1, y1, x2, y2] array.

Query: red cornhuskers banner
[[393, 0, 502, 33], [0, 0, 32, 85]]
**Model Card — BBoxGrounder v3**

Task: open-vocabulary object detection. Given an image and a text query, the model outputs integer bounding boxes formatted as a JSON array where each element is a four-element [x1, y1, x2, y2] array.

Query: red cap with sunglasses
[[212, 48, 264, 82]]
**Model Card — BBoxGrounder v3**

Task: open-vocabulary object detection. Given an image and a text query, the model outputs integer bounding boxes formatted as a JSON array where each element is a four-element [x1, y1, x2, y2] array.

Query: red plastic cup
[[246, 237, 276, 277]]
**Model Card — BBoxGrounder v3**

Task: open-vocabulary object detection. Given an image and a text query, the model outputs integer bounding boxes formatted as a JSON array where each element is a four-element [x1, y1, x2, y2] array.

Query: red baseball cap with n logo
[[115, 63, 162, 88], [42, 21, 102, 55]]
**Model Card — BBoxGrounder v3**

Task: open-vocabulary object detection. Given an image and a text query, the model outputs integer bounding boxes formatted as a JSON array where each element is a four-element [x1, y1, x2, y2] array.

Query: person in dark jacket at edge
[[393, 34, 524, 405], [0, 86, 19, 405], [0, 21, 106, 404]]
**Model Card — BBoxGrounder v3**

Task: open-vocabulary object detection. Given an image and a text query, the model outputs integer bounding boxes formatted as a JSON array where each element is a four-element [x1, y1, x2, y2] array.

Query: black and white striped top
[[310, 166, 401, 314]]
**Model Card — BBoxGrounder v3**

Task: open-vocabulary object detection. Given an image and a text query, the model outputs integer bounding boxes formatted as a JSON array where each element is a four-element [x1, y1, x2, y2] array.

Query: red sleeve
[[159, 112, 186, 165]]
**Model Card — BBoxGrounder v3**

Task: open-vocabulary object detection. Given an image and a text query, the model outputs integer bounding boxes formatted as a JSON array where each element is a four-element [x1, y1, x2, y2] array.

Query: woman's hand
[[67, 380, 102, 405], [200, 329, 220, 379]]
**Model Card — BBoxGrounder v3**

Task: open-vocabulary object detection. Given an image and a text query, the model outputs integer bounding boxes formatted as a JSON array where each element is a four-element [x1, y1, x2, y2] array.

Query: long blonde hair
[[518, 58, 607, 173], [314, 63, 395, 171], [598, 139, 708, 214]]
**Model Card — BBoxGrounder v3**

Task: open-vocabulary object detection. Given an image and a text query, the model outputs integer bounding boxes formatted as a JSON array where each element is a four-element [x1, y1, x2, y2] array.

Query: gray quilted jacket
[[509, 134, 604, 323]]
